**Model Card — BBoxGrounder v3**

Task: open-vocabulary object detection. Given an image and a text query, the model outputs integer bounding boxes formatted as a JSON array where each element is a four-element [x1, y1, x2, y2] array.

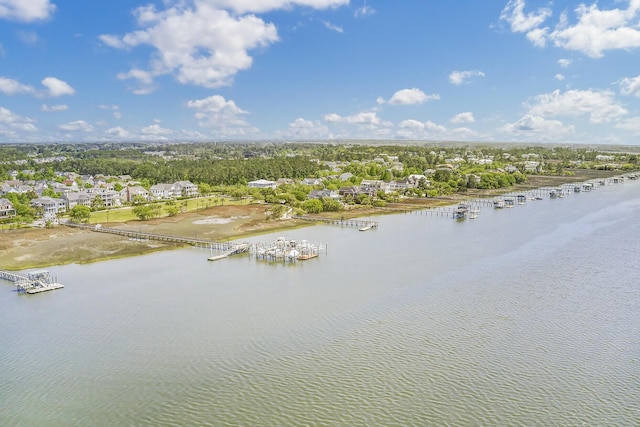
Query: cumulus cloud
[[41, 77, 75, 97], [0, 77, 35, 95], [386, 88, 440, 105], [202, 0, 347, 14], [106, 126, 132, 139], [396, 119, 447, 139], [615, 117, 640, 134], [101, 1, 347, 92], [141, 123, 173, 135], [619, 75, 640, 97], [499, 0, 551, 46], [186, 94, 258, 137], [0, 0, 56, 22], [499, 114, 574, 136], [324, 111, 389, 127], [279, 117, 329, 139], [59, 120, 93, 132], [502, 0, 640, 57], [527, 89, 627, 123], [549, 2, 640, 58], [557, 58, 571, 68], [449, 70, 485, 85], [451, 112, 475, 124], [41, 104, 68, 112], [0, 106, 37, 137], [555, 74, 565, 81]]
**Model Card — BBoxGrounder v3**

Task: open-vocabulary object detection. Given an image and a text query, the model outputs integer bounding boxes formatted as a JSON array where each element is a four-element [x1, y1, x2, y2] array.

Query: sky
[[1, 0, 640, 145]]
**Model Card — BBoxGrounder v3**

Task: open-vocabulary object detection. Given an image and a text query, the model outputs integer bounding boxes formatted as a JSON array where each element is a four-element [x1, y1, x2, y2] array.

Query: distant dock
[[0, 269, 64, 294], [293, 215, 378, 230]]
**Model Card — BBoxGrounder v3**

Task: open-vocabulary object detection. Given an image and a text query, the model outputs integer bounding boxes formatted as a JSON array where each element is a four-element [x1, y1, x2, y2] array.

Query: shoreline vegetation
[[0, 170, 621, 271]]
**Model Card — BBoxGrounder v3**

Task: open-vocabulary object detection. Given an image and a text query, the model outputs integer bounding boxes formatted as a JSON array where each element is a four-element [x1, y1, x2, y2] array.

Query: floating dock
[[1, 269, 64, 294], [249, 237, 325, 263]]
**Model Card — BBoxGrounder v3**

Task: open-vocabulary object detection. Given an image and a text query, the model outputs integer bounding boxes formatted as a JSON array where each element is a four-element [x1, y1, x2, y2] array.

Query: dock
[[293, 215, 378, 230], [0, 269, 64, 294]]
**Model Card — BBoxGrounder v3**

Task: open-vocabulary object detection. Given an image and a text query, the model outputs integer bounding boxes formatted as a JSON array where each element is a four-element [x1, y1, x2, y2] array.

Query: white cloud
[[451, 112, 475, 124], [186, 94, 258, 137], [324, 111, 389, 127], [615, 117, 640, 134], [203, 0, 347, 14], [619, 75, 640, 97], [0, 77, 35, 95], [396, 119, 447, 139], [557, 58, 572, 68], [355, 2, 375, 18], [59, 120, 93, 132], [41, 77, 75, 97], [527, 89, 627, 123], [554, 74, 565, 81], [106, 126, 132, 138], [0, 106, 37, 137], [322, 20, 343, 33], [0, 0, 56, 22], [141, 123, 173, 135], [549, 2, 640, 58], [279, 117, 329, 139], [499, 0, 551, 46], [387, 88, 440, 105], [449, 70, 485, 85], [499, 114, 574, 136], [41, 104, 68, 112]]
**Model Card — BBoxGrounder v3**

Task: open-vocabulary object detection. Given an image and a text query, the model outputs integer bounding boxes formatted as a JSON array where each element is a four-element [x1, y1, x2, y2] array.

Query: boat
[[493, 199, 505, 208], [359, 224, 373, 231], [468, 209, 480, 219]]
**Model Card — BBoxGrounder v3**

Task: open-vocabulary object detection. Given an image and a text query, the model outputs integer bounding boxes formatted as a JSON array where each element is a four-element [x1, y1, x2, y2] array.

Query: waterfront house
[[150, 183, 177, 199], [173, 181, 198, 198], [0, 198, 16, 219], [30, 196, 66, 219], [120, 186, 150, 203], [61, 192, 92, 209]]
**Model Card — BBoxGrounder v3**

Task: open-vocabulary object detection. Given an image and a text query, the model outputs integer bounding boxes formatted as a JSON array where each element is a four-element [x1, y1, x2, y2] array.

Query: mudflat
[[0, 204, 304, 270]]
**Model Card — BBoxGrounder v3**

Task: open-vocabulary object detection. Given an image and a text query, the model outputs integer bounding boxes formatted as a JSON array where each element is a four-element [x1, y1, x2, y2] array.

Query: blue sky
[[1, 0, 640, 145]]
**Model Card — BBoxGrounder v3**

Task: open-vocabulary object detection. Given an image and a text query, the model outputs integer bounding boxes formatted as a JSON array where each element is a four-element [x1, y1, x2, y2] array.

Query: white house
[[248, 179, 277, 189]]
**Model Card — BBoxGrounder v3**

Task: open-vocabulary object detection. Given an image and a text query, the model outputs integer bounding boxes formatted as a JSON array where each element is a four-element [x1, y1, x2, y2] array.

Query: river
[[1, 180, 639, 426]]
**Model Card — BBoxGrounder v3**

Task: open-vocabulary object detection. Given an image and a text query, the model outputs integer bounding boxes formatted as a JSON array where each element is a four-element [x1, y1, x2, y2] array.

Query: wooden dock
[[0, 269, 64, 294], [292, 215, 378, 229], [66, 223, 242, 251]]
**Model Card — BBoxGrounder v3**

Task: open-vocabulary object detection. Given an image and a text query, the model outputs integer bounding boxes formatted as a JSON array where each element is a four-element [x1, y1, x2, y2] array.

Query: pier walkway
[[66, 223, 243, 251], [292, 215, 378, 229]]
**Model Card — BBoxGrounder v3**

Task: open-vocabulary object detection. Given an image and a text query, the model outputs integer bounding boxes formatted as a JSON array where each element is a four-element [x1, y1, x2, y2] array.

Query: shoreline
[[0, 171, 626, 271]]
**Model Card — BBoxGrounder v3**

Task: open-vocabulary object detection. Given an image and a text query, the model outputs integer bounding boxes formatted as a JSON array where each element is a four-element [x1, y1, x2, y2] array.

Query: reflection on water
[[1, 181, 639, 425]]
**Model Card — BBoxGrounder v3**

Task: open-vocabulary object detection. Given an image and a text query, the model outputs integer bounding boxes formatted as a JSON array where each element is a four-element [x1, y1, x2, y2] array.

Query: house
[[61, 192, 92, 209], [120, 186, 150, 203], [30, 196, 66, 219], [150, 183, 177, 199], [173, 181, 198, 198], [308, 189, 339, 200], [0, 198, 16, 219], [301, 178, 323, 186], [248, 179, 277, 189]]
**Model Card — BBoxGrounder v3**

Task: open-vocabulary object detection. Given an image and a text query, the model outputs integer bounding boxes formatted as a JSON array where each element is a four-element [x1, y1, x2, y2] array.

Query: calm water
[[1, 181, 639, 426]]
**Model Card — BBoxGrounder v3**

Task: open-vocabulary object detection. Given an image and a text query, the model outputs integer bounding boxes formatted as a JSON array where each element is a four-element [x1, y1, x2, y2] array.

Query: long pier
[[292, 215, 378, 229], [66, 223, 242, 251]]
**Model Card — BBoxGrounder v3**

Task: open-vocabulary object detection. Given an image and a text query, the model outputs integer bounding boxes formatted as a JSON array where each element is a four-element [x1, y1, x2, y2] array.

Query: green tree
[[302, 199, 323, 213], [69, 205, 91, 223], [132, 205, 154, 220]]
